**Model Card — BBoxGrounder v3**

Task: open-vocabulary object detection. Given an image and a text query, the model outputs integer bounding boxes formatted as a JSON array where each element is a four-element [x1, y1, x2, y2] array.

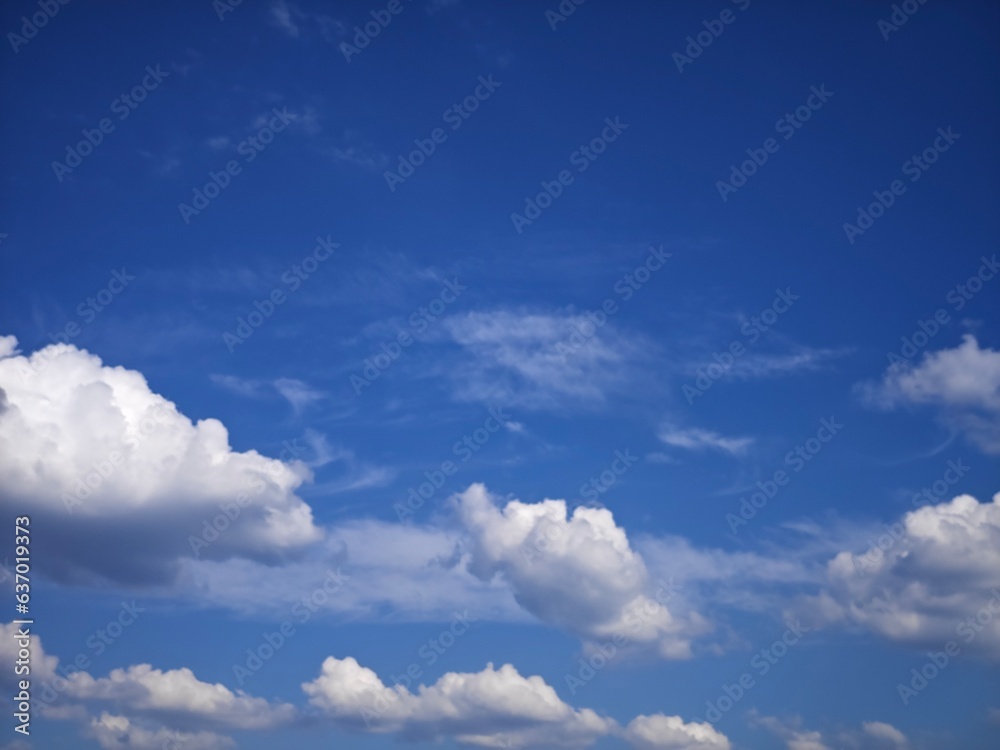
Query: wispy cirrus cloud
[[269, 0, 302, 38], [723, 347, 849, 379], [658, 425, 754, 456], [211, 373, 326, 413], [439, 308, 653, 410]]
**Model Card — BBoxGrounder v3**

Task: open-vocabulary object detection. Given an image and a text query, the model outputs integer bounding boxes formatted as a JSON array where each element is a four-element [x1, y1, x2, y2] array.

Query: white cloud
[[2, 619, 724, 750], [862, 721, 908, 747], [751, 713, 908, 750], [798, 492, 1000, 658], [454, 484, 711, 658], [750, 713, 830, 750], [0, 622, 58, 687], [88, 713, 235, 750], [0, 335, 19, 358], [303, 656, 724, 749], [658, 426, 753, 456], [859, 335, 1000, 453], [8, 621, 292, 747], [0, 337, 322, 585], [177, 521, 521, 622], [302, 657, 614, 746], [624, 714, 730, 749], [442, 309, 649, 410], [65, 664, 296, 730], [178, 485, 734, 659]]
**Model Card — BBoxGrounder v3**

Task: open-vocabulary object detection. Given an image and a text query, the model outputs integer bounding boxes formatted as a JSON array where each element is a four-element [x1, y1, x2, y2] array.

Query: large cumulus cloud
[[798, 492, 1000, 657], [0, 337, 322, 585], [454, 484, 712, 658]]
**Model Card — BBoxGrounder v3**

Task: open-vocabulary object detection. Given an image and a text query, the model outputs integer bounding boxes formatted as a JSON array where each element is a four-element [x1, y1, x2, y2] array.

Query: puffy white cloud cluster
[[0, 337, 322, 584], [454, 484, 711, 658], [3, 621, 292, 748], [803, 492, 1000, 657], [64, 664, 296, 730], [88, 713, 235, 750], [302, 656, 728, 749], [303, 656, 612, 746], [9, 620, 727, 750], [624, 714, 730, 749]]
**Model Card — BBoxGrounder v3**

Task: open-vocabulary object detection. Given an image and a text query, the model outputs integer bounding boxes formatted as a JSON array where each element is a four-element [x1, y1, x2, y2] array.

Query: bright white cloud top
[[804, 491, 1000, 657], [0, 337, 322, 584]]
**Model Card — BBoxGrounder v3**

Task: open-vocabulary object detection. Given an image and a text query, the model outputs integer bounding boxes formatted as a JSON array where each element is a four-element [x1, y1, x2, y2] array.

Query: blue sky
[[1, 1, 999, 748]]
